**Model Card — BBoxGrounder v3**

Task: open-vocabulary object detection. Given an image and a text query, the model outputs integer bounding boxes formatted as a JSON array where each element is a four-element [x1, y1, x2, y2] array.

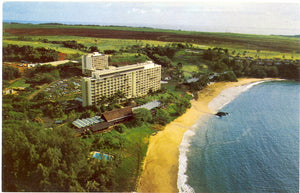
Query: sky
[[2, 0, 300, 35]]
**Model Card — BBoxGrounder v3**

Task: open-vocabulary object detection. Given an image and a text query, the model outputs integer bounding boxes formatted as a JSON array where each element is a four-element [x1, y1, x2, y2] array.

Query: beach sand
[[137, 78, 268, 193]]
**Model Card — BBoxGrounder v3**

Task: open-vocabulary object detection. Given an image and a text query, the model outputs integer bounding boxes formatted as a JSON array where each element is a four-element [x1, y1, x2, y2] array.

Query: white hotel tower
[[81, 53, 161, 107]]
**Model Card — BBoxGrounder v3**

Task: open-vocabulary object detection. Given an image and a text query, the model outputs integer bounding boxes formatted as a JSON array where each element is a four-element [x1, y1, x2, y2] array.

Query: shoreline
[[137, 78, 273, 193]]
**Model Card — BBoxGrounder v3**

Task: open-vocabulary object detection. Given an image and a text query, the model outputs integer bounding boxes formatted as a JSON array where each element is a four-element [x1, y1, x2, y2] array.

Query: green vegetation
[[2, 76, 192, 192], [8, 78, 30, 88], [109, 53, 150, 66], [3, 35, 171, 56], [3, 122, 122, 192], [201, 48, 299, 80], [225, 47, 300, 60], [23, 63, 82, 86], [2, 22, 300, 192], [3, 44, 59, 62], [4, 23, 300, 55], [3, 39, 86, 55], [3, 65, 21, 80]]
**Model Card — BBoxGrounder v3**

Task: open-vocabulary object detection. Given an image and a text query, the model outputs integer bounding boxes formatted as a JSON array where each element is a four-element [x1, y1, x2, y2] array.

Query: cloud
[[128, 7, 161, 14]]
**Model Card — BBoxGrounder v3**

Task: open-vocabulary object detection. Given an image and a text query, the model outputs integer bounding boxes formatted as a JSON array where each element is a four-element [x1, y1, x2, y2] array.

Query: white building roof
[[133, 100, 161, 111], [91, 61, 160, 78], [72, 116, 102, 129]]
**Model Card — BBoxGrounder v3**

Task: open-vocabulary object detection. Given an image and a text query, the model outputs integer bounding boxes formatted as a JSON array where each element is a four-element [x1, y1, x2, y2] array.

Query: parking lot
[[44, 77, 82, 100]]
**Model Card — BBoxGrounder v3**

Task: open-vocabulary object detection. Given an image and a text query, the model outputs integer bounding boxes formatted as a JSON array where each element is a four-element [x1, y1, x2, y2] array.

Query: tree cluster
[[187, 74, 210, 92], [3, 65, 21, 80], [132, 91, 192, 127], [3, 44, 59, 63], [24, 65, 60, 86], [2, 92, 125, 192], [39, 38, 99, 53], [3, 123, 121, 192], [211, 71, 238, 82], [203, 47, 299, 80], [121, 43, 191, 68], [24, 62, 82, 86]]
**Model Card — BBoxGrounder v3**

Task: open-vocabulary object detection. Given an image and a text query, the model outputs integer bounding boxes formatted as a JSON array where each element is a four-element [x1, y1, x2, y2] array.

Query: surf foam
[[177, 80, 273, 192], [177, 114, 215, 193], [208, 81, 266, 112]]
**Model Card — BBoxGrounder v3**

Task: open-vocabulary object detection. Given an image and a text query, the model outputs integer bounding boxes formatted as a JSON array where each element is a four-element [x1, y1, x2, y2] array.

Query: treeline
[[203, 48, 299, 80], [24, 63, 82, 86], [121, 43, 192, 68], [39, 38, 99, 53], [3, 44, 59, 63], [2, 83, 192, 192], [2, 91, 124, 192], [3, 91, 125, 191], [3, 65, 21, 80], [131, 91, 192, 127], [3, 115, 122, 192]]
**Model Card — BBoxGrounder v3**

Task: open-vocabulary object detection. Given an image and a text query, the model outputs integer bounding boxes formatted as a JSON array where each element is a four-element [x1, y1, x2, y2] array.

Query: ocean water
[[178, 81, 299, 193]]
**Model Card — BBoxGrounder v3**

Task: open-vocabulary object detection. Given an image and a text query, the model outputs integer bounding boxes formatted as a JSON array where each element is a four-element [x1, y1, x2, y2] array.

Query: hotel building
[[82, 52, 109, 75], [82, 54, 161, 107]]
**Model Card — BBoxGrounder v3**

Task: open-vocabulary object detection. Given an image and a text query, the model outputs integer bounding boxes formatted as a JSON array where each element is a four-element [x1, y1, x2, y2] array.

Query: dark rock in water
[[215, 111, 229, 117]]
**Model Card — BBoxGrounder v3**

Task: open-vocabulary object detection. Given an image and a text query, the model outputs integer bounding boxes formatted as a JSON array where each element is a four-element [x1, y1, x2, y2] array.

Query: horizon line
[[3, 20, 300, 37]]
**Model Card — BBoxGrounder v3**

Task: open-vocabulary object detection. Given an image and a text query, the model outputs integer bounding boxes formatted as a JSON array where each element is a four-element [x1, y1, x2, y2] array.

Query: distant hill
[[279, 35, 300, 38]]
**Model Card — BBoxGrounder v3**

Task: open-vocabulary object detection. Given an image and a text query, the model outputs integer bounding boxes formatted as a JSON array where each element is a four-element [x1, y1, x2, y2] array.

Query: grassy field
[[116, 124, 153, 190], [3, 39, 86, 55], [81, 124, 154, 191], [8, 78, 30, 88], [3, 23, 300, 60], [226, 48, 300, 59], [182, 65, 201, 78], [4, 23, 300, 55], [3, 23, 300, 41], [172, 50, 209, 78], [110, 53, 150, 66], [3, 35, 172, 54]]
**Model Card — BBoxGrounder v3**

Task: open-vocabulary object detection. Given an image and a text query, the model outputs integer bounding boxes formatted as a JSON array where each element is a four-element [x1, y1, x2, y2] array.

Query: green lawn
[[110, 53, 149, 66], [182, 64, 199, 73], [9, 78, 30, 88], [114, 124, 154, 191]]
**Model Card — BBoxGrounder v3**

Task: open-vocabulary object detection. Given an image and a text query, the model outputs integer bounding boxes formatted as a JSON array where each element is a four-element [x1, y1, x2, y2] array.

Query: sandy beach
[[137, 78, 270, 193]]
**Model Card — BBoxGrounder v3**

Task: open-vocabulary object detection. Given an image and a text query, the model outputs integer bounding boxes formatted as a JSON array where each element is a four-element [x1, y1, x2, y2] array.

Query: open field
[[8, 78, 30, 88], [3, 35, 172, 53], [226, 48, 299, 60], [3, 23, 300, 55], [3, 39, 85, 55]]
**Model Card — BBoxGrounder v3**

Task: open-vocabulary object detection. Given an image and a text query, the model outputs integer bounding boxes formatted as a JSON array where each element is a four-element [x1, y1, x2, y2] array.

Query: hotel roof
[[133, 100, 161, 111], [90, 61, 160, 78], [72, 116, 103, 129], [102, 107, 133, 122]]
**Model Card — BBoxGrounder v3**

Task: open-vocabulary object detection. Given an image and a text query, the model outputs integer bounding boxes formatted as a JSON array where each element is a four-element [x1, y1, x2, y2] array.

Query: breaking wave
[[208, 81, 267, 112], [177, 123, 197, 193], [177, 80, 277, 193]]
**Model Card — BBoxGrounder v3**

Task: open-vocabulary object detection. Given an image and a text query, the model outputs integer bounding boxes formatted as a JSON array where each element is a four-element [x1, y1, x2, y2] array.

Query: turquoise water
[[178, 81, 299, 193]]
